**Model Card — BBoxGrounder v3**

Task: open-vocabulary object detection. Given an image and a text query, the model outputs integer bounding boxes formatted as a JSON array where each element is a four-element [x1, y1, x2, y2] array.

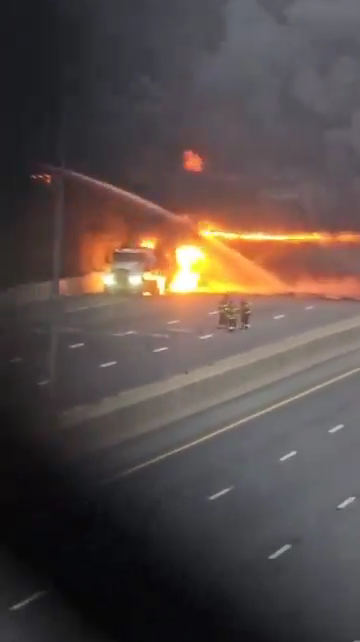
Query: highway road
[[3, 350, 360, 640], [4, 294, 360, 411], [94, 349, 360, 641], [0, 553, 110, 642]]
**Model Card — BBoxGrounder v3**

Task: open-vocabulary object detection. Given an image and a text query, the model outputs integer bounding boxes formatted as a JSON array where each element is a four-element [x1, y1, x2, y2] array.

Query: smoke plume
[[193, 0, 360, 210]]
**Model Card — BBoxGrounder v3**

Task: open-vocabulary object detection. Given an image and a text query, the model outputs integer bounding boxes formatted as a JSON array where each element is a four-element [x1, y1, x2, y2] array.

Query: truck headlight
[[103, 273, 116, 286], [128, 274, 143, 287]]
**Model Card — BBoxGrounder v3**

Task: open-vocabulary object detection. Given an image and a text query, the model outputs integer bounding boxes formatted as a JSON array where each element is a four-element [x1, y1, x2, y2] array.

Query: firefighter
[[226, 299, 238, 331], [239, 299, 251, 329], [218, 293, 230, 328]]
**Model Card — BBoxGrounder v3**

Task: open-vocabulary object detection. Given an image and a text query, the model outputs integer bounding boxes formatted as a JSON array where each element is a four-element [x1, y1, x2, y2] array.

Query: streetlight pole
[[49, 109, 66, 400]]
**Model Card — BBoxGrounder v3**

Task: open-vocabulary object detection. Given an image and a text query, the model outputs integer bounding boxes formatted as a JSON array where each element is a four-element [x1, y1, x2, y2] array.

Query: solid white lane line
[[167, 320, 179, 325], [199, 334, 213, 340], [10, 357, 23, 363], [105, 365, 360, 480], [99, 361, 117, 368], [9, 590, 48, 611], [305, 305, 314, 310], [273, 314, 285, 320], [280, 450, 297, 462], [69, 343, 84, 349], [268, 544, 292, 560], [208, 487, 234, 501], [153, 347, 168, 353], [337, 496, 356, 510], [37, 380, 49, 386], [329, 424, 344, 434]]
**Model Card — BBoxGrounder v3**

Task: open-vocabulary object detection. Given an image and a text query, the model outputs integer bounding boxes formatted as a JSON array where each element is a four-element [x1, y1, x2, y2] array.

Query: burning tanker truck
[[102, 236, 207, 296]]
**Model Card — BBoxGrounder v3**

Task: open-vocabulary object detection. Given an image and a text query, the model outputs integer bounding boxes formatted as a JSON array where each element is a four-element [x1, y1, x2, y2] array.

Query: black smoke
[[190, 0, 360, 227]]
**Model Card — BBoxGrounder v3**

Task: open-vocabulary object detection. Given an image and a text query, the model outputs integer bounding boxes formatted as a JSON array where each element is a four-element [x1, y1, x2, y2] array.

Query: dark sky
[[4, 1, 360, 220], [194, 0, 360, 183], [3, 0, 228, 187]]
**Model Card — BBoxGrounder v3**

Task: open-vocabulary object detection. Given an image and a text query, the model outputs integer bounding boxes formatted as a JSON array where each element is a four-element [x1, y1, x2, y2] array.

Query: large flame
[[169, 245, 205, 293], [139, 238, 157, 249], [200, 226, 360, 244], [198, 224, 360, 299]]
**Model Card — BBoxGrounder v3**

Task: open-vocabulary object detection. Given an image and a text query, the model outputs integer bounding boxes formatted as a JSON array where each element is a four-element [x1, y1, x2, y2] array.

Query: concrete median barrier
[[61, 313, 360, 451], [0, 272, 105, 307]]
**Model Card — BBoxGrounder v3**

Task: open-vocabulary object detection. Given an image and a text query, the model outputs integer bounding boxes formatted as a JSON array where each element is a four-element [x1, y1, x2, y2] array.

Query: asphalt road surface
[[4, 294, 360, 411], [3, 350, 360, 641], [97, 349, 360, 641], [0, 552, 109, 642]]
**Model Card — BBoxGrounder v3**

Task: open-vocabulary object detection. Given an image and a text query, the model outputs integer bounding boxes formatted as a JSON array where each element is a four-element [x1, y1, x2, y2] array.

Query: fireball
[[169, 245, 205, 293], [183, 150, 204, 173]]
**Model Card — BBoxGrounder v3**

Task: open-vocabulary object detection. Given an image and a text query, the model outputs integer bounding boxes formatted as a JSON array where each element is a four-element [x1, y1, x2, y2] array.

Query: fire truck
[[102, 246, 173, 296]]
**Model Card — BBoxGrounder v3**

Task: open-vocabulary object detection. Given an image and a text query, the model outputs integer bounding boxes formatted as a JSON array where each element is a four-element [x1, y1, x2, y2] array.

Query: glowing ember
[[170, 245, 205, 293], [183, 150, 204, 173]]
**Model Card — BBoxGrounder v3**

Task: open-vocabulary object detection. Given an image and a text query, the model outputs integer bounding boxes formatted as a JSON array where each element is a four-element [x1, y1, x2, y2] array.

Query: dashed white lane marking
[[208, 487, 234, 501], [337, 496, 356, 510], [9, 590, 48, 612], [153, 347, 168, 353], [113, 330, 137, 337], [268, 544, 292, 560], [305, 305, 314, 310], [10, 357, 23, 363], [105, 365, 360, 481], [280, 450, 297, 462], [273, 314, 285, 320], [209, 311, 218, 316], [199, 334, 213, 340], [69, 342, 84, 349], [167, 320, 179, 325], [329, 424, 344, 434], [150, 333, 169, 339], [37, 380, 49, 386], [67, 305, 89, 312], [99, 361, 117, 368]]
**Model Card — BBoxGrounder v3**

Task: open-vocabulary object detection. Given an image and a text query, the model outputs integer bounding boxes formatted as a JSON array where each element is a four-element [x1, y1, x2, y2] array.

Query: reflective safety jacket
[[225, 303, 237, 320]]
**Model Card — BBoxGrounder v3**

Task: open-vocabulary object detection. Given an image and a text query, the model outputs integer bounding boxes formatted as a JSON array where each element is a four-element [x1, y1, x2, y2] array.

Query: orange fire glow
[[200, 227, 360, 244], [169, 245, 206, 293], [183, 150, 204, 173], [139, 238, 157, 249]]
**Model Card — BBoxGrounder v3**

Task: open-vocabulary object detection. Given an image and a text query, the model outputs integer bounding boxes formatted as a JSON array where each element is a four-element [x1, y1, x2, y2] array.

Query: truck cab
[[103, 247, 162, 295]]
